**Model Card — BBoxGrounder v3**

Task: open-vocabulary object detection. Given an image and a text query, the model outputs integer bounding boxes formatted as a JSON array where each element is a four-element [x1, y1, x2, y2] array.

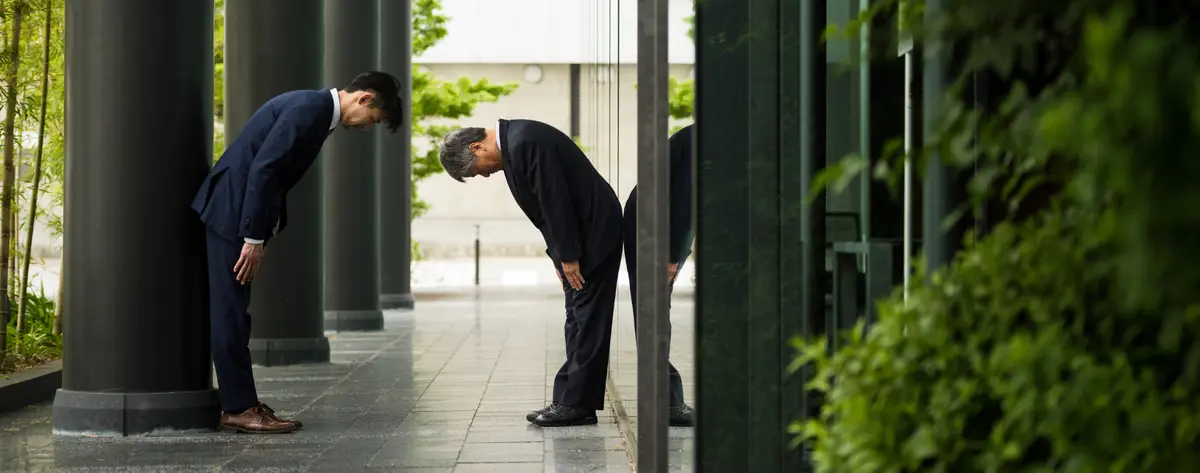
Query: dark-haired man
[[438, 119, 623, 427], [191, 71, 403, 434]]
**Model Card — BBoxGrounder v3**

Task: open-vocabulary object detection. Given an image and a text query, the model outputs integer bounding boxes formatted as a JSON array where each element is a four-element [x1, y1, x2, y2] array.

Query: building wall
[[412, 62, 693, 258], [415, 0, 696, 65]]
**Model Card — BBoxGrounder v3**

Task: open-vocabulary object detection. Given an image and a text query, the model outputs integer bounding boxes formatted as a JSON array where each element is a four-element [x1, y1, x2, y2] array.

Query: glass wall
[[578, 0, 696, 470], [578, 0, 633, 440]]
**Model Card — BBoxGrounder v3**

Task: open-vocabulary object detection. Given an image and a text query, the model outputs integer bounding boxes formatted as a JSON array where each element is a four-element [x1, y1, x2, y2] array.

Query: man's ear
[[357, 91, 375, 105], [469, 142, 483, 153]]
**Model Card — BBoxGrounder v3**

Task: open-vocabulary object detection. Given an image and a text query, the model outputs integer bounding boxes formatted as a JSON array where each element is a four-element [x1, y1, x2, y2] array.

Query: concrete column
[[53, 0, 218, 435], [324, 0, 384, 331], [226, 0, 330, 365], [377, 0, 415, 310]]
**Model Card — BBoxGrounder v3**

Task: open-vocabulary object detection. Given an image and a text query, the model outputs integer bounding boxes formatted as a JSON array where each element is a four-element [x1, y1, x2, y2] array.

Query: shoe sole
[[221, 424, 296, 434], [533, 416, 599, 427]]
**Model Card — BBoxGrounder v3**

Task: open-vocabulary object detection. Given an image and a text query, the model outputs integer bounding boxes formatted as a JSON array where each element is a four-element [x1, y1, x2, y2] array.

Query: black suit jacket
[[191, 89, 334, 242], [626, 124, 694, 263], [666, 124, 694, 262], [499, 119, 623, 273]]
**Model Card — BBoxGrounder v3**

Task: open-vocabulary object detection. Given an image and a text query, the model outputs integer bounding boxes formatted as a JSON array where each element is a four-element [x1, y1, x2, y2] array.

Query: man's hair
[[346, 71, 403, 133], [439, 127, 487, 182]]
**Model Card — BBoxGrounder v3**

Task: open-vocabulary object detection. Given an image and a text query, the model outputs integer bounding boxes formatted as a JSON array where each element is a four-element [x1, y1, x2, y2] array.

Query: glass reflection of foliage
[[668, 15, 695, 130]]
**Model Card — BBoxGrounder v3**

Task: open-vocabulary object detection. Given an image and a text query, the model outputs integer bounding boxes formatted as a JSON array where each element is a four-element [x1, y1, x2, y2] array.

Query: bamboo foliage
[[0, 0, 24, 354], [0, 0, 63, 370], [17, 0, 51, 333]]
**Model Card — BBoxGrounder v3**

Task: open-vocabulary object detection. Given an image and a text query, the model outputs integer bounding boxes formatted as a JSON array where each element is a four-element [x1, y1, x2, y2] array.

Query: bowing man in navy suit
[[622, 123, 695, 426], [190, 71, 403, 434], [438, 119, 624, 427]]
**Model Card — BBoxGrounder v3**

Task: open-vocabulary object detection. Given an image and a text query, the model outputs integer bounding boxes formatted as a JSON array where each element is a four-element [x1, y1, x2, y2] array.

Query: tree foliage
[[796, 1, 1200, 471], [409, 0, 516, 218]]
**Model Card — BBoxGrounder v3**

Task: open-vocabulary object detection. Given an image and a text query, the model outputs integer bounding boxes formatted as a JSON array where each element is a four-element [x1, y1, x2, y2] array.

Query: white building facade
[[413, 0, 696, 258]]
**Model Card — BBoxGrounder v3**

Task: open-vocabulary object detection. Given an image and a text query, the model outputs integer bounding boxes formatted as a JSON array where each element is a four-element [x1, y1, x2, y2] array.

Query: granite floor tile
[[543, 450, 632, 473], [464, 425, 544, 444], [454, 463, 543, 473], [458, 441, 543, 463], [543, 438, 625, 452], [368, 450, 462, 468]]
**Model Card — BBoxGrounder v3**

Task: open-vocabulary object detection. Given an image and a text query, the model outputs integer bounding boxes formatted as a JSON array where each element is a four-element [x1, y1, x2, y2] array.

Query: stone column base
[[379, 293, 415, 310], [324, 310, 384, 332], [248, 336, 331, 366], [52, 388, 219, 436]]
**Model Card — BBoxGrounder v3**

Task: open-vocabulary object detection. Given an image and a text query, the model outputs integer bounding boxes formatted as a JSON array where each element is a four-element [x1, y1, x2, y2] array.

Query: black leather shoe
[[669, 404, 694, 427], [526, 402, 558, 423], [533, 404, 598, 427]]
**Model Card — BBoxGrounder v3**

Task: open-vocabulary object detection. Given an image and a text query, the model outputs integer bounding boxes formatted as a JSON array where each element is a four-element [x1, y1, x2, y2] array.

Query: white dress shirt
[[244, 89, 341, 246], [328, 88, 341, 132]]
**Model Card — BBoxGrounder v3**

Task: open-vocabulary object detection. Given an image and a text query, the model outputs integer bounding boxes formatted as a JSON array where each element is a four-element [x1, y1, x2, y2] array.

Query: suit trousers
[[551, 246, 622, 411], [621, 194, 687, 407], [205, 227, 259, 412]]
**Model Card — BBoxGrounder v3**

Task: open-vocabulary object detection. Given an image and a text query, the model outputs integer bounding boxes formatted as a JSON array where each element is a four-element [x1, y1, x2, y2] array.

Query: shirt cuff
[[244, 238, 264, 245]]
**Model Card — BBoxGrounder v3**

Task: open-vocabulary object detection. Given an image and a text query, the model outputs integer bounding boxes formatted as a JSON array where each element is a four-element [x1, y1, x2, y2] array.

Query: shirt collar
[[329, 88, 340, 132], [495, 120, 502, 151]]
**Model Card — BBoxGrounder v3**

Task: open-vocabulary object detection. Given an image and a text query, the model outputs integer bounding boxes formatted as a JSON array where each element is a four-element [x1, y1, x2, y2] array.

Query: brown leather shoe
[[260, 403, 303, 430], [220, 406, 295, 434]]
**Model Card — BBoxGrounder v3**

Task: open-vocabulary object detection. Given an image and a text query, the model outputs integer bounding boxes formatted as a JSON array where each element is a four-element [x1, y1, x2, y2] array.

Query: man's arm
[[522, 142, 584, 263], [239, 107, 311, 242], [668, 128, 693, 263]]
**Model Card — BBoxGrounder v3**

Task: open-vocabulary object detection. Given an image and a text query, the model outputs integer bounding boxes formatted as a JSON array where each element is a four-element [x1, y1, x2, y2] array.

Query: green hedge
[[795, 209, 1200, 472]]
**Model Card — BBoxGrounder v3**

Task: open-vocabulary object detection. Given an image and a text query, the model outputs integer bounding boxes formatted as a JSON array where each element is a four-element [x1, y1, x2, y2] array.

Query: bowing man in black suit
[[439, 119, 624, 427], [622, 123, 695, 426], [191, 71, 403, 434]]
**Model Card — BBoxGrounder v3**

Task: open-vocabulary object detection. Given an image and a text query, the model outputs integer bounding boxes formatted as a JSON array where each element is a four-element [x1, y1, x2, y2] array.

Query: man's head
[[439, 127, 503, 182], [338, 71, 403, 132]]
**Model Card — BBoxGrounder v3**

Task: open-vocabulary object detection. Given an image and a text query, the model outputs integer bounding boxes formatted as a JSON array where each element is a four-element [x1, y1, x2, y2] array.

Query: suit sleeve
[[668, 129, 693, 262], [521, 142, 584, 262], [238, 107, 310, 240]]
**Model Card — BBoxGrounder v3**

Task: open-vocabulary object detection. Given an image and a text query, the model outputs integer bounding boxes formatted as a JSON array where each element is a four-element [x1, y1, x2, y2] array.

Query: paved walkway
[[607, 297, 695, 469], [0, 288, 691, 472]]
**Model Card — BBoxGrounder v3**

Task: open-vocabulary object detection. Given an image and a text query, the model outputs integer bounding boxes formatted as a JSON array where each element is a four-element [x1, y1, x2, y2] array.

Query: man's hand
[[234, 242, 265, 285], [668, 262, 679, 284], [561, 260, 585, 291]]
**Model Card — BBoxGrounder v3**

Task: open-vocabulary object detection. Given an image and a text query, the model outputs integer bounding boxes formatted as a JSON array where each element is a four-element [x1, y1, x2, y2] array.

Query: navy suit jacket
[[191, 90, 334, 243], [499, 119, 623, 274]]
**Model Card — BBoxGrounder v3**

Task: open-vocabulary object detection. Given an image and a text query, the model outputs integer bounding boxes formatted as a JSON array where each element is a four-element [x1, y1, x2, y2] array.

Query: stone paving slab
[[0, 291, 664, 472]]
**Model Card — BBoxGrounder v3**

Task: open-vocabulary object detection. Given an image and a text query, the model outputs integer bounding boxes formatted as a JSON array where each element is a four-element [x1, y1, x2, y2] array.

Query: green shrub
[[793, 209, 1200, 473], [2, 286, 61, 373]]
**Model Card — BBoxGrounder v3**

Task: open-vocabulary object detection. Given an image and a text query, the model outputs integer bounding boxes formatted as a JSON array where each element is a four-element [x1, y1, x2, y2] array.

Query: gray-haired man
[[439, 119, 623, 427]]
